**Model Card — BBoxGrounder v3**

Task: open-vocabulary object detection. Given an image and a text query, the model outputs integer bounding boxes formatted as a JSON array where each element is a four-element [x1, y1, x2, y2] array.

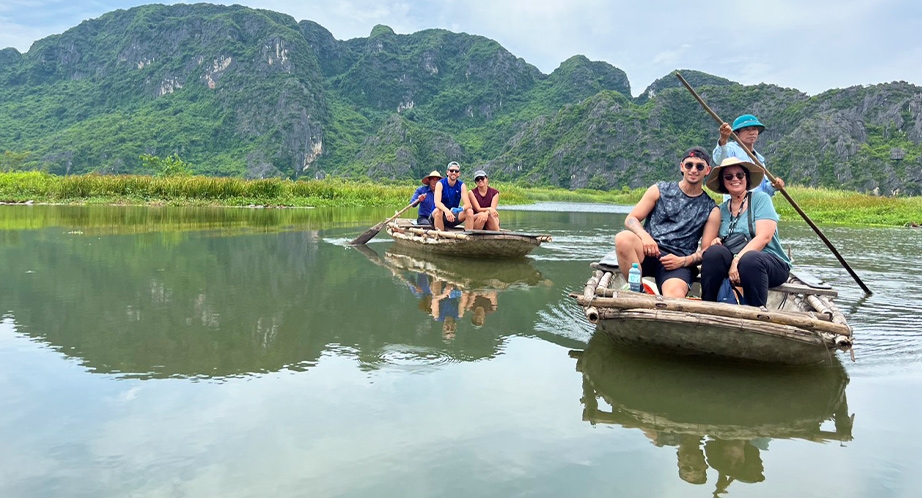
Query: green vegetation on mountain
[[1, 3, 920, 195]]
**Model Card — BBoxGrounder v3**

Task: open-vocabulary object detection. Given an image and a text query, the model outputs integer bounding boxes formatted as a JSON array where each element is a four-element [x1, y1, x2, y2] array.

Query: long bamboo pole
[[675, 71, 872, 295]]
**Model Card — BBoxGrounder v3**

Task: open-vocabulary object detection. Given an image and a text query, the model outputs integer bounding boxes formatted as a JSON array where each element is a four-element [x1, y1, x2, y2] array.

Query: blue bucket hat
[[731, 114, 766, 133]]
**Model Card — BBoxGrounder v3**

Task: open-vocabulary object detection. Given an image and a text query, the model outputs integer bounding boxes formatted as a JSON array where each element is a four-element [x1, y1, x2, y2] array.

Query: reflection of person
[[411, 170, 442, 225], [430, 280, 469, 340], [467, 290, 498, 327], [713, 114, 784, 197], [433, 161, 474, 231], [700, 158, 791, 307], [677, 435, 708, 485], [467, 169, 500, 231], [705, 438, 765, 494], [405, 272, 434, 313], [613, 147, 720, 297], [642, 431, 707, 485]]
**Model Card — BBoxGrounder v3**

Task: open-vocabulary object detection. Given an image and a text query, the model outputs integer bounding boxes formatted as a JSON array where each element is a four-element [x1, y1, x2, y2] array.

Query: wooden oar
[[350, 201, 418, 245], [674, 71, 872, 295]]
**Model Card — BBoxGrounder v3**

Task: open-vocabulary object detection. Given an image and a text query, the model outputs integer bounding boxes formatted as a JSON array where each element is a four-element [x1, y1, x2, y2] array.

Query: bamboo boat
[[571, 251, 854, 366], [573, 331, 853, 442], [384, 219, 551, 258]]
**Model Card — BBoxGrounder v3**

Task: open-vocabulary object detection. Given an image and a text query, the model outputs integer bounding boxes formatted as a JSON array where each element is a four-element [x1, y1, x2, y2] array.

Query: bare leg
[[660, 278, 689, 298], [486, 213, 500, 231], [434, 212, 445, 231], [614, 231, 644, 280], [472, 212, 489, 230], [461, 208, 474, 230]]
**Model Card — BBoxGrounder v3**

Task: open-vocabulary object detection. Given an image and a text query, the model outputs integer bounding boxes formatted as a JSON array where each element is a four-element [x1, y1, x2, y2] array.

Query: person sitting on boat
[[613, 147, 721, 298], [432, 161, 474, 231], [467, 169, 500, 231], [712, 114, 784, 198], [410, 170, 442, 225], [699, 158, 792, 307]]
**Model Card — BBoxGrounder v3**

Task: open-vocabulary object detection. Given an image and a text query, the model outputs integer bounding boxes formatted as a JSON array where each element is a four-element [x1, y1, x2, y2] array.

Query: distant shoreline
[[0, 172, 918, 227]]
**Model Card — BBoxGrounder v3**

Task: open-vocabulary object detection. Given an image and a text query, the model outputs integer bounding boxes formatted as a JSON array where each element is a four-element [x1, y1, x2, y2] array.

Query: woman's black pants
[[700, 245, 790, 307]]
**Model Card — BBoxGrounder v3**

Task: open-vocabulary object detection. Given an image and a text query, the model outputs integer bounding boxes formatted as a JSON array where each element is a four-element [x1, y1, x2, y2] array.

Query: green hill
[[1, 3, 920, 195]]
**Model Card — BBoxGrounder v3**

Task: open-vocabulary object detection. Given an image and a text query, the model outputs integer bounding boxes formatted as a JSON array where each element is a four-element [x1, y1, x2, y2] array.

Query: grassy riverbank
[[0, 171, 918, 226]]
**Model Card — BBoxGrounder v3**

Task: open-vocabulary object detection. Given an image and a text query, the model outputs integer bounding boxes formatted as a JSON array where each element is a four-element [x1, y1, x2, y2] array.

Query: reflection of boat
[[357, 243, 550, 291], [571, 252, 853, 366], [385, 218, 551, 258], [573, 331, 854, 442]]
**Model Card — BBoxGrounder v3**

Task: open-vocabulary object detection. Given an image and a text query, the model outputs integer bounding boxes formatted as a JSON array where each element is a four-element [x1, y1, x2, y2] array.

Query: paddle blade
[[350, 221, 385, 245]]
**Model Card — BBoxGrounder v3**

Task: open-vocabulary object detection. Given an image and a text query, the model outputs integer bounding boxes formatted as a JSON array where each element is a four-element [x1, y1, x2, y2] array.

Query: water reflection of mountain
[[574, 332, 853, 493], [0, 227, 554, 379]]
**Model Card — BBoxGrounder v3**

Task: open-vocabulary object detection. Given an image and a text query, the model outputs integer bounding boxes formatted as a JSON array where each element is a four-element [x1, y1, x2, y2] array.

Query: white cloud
[[0, 1, 920, 96]]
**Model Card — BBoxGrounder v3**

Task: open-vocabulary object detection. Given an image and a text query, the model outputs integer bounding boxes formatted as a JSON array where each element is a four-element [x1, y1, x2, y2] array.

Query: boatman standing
[[614, 147, 721, 298], [713, 114, 784, 198]]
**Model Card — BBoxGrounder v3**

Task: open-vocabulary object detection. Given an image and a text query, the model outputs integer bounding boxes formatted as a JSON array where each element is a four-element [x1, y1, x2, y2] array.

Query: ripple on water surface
[[793, 227, 922, 371]]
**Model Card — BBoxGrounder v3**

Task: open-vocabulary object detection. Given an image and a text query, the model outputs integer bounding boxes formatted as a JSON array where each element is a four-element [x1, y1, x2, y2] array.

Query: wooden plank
[[574, 292, 850, 335], [772, 282, 838, 297], [790, 270, 833, 289]]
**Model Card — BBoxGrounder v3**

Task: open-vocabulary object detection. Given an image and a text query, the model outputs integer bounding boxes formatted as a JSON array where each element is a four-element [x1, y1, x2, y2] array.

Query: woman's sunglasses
[[682, 162, 707, 171], [723, 172, 747, 181]]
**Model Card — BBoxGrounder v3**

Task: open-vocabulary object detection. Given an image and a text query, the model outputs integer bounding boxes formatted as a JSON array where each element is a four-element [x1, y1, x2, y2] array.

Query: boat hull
[[594, 310, 836, 366], [385, 219, 550, 259]]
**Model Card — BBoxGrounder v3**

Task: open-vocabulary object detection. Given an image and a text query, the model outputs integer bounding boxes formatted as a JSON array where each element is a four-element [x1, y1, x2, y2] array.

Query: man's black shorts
[[641, 253, 697, 293]]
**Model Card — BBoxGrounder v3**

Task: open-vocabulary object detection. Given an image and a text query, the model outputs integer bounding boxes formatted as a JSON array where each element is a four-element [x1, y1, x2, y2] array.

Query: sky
[[1, 0, 920, 97]]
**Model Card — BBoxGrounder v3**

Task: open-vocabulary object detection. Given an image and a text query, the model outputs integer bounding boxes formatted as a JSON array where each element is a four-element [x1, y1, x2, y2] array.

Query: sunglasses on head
[[682, 161, 707, 171], [723, 172, 747, 181]]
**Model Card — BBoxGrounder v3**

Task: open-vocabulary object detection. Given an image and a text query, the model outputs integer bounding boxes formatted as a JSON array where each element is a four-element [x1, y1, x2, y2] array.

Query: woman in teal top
[[700, 158, 791, 307]]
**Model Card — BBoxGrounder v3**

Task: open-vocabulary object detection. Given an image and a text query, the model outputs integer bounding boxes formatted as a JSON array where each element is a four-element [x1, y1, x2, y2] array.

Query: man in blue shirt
[[410, 170, 441, 225], [712, 114, 784, 198], [433, 161, 474, 230]]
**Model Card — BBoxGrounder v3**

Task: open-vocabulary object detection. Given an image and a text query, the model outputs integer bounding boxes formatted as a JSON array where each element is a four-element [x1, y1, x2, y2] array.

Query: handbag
[[721, 192, 754, 255], [717, 278, 747, 305], [722, 232, 750, 255]]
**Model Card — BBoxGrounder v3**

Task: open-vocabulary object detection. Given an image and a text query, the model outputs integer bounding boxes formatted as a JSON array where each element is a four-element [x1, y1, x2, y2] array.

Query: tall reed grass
[[1, 172, 918, 226], [0, 172, 411, 207]]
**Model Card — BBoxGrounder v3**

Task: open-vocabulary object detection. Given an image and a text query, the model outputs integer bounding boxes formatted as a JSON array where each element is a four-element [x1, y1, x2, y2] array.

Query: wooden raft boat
[[385, 218, 551, 258], [571, 252, 854, 366]]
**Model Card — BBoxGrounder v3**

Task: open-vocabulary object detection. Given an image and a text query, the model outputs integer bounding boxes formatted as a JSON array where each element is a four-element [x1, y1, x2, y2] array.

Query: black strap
[[746, 191, 754, 238], [725, 191, 754, 237]]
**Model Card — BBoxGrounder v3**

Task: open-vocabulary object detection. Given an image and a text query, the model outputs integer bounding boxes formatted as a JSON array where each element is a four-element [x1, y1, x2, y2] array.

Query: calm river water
[[1, 204, 921, 498]]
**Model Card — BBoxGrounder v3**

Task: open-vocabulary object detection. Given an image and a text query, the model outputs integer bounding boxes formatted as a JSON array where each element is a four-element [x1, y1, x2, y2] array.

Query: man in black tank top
[[613, 147, 721, 298]]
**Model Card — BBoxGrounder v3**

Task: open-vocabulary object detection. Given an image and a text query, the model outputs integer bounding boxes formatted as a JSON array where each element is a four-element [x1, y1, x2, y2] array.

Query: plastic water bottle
[[628, 263, 642, 292]]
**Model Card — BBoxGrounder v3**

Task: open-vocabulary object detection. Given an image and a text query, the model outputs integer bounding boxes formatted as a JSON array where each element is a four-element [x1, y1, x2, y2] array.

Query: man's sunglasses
[[682, 162, 707, 171], [723, 172, 747, 181], [448, 169, 460, 173]]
